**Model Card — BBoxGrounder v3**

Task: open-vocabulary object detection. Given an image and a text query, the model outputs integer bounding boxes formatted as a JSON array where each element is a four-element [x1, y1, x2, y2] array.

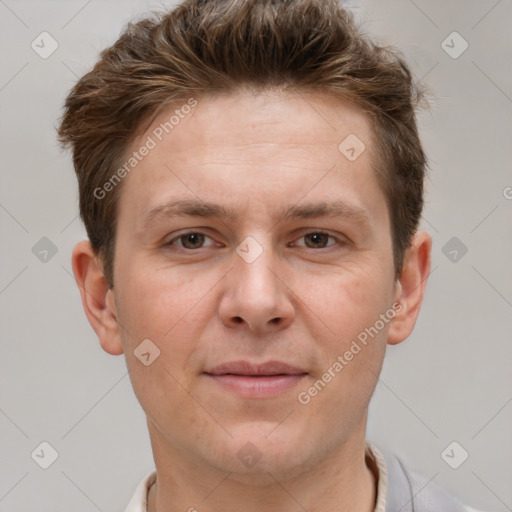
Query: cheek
[[294, 263, 392, 403], [114, 264, 209, 422], [297, 265, 392, 407], [116, 258, 210, 340], [298, 262, 393, 344]]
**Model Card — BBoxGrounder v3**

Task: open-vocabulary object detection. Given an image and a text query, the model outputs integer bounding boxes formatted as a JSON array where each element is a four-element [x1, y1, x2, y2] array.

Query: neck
[[147, 425, 377, 512]]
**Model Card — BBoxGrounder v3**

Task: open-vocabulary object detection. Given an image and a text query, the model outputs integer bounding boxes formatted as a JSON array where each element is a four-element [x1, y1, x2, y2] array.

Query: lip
[[204, 360, 308, 398], [206, 360, 306, 376]]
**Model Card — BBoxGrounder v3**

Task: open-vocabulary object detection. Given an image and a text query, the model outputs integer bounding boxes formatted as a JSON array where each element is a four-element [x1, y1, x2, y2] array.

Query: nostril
[[233, 316, 244, 324]]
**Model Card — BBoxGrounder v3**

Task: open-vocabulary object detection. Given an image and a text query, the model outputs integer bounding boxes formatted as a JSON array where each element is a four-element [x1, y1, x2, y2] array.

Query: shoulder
[[370, 443, 488, 512]]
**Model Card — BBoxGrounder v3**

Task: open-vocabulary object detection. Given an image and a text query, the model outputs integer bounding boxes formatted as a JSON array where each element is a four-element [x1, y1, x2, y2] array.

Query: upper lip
[[205, 360, 307, 376]]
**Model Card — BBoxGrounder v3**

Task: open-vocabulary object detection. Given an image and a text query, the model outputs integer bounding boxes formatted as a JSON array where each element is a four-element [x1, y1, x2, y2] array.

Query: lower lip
[[204, 374, 307, 398]]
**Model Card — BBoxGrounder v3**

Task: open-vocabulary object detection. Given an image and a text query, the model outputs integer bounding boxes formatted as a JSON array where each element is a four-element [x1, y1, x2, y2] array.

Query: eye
[[167, 232, 216, 250], [294, 231, 338, 249]]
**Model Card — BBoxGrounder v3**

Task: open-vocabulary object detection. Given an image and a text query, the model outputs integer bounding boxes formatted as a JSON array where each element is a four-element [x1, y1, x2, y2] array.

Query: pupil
[[307, 233, 327, 248], [184, 233, 203, 248]]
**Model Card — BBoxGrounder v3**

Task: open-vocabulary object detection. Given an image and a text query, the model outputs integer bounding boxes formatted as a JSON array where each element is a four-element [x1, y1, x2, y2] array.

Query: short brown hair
[[58, 0, 427, 289]]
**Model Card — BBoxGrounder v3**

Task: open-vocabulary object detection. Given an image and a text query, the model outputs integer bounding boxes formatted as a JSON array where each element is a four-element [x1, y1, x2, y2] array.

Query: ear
[[387, 231, 432, 346], [71, 240, 124, 355]]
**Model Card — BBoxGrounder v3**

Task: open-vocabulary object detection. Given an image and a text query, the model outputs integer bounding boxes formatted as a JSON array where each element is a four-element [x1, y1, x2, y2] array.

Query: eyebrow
[[140, 198, 371, 231]]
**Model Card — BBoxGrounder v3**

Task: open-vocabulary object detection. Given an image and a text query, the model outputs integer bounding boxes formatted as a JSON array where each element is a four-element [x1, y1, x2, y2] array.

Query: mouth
[[203, 360, 308, 398]]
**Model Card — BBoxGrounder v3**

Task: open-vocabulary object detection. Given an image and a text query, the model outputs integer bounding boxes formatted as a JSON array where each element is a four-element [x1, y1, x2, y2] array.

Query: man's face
[[107, 89, 401, 476]]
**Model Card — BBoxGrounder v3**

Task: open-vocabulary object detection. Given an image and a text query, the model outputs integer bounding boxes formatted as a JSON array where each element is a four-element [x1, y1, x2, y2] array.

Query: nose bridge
[[219, 233, 295, 332], [234, 234, 280, 302]]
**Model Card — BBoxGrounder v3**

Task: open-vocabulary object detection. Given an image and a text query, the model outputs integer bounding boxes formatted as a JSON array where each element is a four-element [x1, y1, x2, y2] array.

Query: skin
[[72, 88, 431, 512]]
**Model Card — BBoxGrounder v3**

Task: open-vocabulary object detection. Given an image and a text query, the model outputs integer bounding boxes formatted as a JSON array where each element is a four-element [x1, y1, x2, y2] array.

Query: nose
[[218, 239, 295, 335]]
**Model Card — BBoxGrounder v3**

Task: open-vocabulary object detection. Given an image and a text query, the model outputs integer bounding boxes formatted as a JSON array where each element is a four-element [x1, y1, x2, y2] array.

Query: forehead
[[117, 88, 383, 224], [153, 88, 373, 149]]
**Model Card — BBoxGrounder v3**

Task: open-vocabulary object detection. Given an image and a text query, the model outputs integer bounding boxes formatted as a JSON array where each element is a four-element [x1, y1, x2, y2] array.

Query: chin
[[208, 423, 310, 475]]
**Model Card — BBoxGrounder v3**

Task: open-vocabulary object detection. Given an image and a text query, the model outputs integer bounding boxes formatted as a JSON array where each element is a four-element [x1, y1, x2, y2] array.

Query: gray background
[[1, 0, 511, 510]]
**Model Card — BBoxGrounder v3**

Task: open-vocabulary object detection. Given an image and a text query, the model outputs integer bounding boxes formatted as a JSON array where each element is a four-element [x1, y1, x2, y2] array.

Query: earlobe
[[71, 240, 124, 355], [387, 231, 432, 346]]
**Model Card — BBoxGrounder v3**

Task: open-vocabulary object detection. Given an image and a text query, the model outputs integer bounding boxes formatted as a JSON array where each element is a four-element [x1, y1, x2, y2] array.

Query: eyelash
[[165, 230, 344, 251]]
